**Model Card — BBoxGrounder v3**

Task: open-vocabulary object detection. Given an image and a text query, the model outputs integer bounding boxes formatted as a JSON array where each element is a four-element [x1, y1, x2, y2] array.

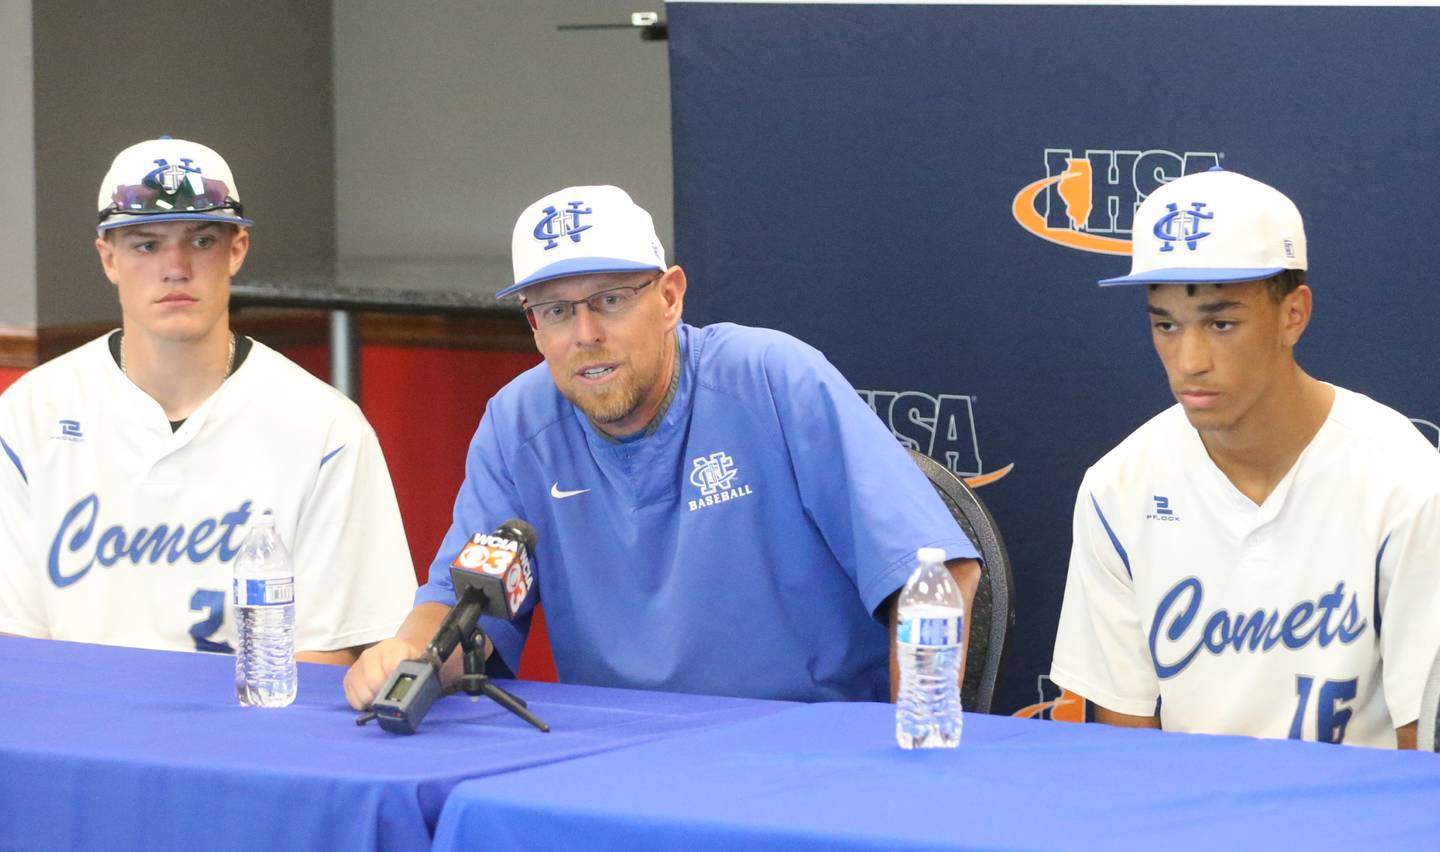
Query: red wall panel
[[0, 367, 25, 393], [357, 345, 557, 682], [359, 345, 557, 682]]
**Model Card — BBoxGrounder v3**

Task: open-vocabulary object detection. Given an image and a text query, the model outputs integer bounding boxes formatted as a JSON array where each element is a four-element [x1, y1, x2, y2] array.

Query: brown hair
[[1263, 269, 1306, 302]]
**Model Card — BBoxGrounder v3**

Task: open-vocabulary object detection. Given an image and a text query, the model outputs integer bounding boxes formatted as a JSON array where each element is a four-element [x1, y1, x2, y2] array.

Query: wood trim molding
[[0, 327, 38, 369], [0, 310, 535, 370], [358, 313, 535, 352], [0, 322, 116, 369]]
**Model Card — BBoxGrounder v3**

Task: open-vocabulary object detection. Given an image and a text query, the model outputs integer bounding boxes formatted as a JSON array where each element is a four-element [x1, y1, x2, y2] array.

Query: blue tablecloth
[[0, 637, 791, 852], [433, 702, 1440, 851]]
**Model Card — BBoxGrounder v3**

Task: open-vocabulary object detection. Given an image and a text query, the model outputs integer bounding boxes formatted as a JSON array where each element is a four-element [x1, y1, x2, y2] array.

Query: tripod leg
[[481, 681, 551, 732]]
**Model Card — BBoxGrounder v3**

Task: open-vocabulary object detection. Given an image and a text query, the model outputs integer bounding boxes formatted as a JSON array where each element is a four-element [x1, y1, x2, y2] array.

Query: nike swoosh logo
[[551, 483, 591, 499]]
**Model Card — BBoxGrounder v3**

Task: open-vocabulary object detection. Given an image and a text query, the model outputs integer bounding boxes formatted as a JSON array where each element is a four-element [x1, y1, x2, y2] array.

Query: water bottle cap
[[917, 547, 946, 564]]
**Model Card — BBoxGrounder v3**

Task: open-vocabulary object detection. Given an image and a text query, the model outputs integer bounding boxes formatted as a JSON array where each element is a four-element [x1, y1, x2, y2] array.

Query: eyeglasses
[[523, 274, 662, 330], [98, 177, 244, 224]]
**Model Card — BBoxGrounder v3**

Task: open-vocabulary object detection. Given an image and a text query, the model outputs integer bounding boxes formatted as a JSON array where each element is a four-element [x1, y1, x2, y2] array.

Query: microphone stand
[[356, 621, 550, 734], [453, 623, 550, 733]]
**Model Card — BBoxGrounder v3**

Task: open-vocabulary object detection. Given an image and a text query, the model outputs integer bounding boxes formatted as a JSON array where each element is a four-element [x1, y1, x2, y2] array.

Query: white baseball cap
[[1099, 167, 1305, 287], [96, 136, 254, 233], [502, 185, 666, 298]]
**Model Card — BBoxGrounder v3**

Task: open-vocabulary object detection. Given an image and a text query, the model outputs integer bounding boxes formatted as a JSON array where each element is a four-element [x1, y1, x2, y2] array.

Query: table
[[231, 256, 521, 400], [433, 701, 1440, 851], [0, 637, 790, 852]]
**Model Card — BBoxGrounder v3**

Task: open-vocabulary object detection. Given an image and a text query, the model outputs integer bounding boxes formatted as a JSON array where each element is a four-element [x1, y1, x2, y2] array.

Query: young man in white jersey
[[0, 137, 416, 661], [1050, 168, 1440, 748]]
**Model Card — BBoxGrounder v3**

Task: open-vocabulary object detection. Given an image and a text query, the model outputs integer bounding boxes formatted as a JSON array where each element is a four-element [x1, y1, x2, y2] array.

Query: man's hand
[[341, 601, 459, 710], [343, 637, 426, 710]]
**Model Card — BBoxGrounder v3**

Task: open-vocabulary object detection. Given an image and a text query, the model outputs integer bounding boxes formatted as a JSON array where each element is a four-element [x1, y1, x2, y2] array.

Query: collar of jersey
[[1176, 387, 1340, 523]]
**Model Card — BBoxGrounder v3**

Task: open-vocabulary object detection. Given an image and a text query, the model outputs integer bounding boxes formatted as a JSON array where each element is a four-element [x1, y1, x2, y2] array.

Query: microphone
[[448, 517, 538, 620], [423, 518, 537, 663], [364, 519, 539, 735]]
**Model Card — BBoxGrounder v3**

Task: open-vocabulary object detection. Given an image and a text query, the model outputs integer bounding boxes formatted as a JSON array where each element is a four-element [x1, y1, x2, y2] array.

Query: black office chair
[[907, 449, 1016, 714], [1420, 646, 1440, 751]]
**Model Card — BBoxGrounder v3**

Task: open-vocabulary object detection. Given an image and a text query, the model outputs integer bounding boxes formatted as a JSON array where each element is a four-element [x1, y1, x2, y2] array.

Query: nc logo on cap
[[533, 201, 593, 251], [144, 158, 203, 196], [1154, 202, 1213, 253]]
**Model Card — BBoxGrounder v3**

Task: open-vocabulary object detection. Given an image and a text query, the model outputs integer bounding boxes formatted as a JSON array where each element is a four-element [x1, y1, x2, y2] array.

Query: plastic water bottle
[[896, 546, 964, 748], [233, 512, 297, 707]]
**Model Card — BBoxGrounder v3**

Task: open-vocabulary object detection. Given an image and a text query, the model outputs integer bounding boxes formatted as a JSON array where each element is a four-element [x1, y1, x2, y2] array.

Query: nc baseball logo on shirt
[[1154, 202, 1212, 253], [687, 451, 754, 512], [533, 201, 593, 250]]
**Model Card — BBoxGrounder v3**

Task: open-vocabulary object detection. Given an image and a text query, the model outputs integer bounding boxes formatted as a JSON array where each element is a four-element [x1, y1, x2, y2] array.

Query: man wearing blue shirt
[[345, 185, 979, 706]]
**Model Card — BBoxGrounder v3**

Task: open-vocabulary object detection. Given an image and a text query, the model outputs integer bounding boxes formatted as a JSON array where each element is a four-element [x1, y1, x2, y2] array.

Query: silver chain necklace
[[121, 332, 237, 379]]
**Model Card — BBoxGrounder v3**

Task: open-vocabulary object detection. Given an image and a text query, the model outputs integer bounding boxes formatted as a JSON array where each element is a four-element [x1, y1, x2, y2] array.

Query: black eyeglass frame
[[523, 273, 665, 330]]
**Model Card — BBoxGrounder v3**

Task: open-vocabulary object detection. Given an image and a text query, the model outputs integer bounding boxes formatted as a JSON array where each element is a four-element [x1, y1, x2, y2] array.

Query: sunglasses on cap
[[98, 176, 244, 224]]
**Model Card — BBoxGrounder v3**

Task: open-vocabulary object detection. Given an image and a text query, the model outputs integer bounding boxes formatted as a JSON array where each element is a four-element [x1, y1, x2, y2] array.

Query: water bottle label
[[234, 577, 295, 608], [897, 615, 961, 646]]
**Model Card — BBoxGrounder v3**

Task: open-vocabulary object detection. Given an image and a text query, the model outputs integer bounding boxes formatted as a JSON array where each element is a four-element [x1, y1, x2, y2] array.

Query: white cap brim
[[498, 257, 664, 298], [1099, 266, 1287, 287]]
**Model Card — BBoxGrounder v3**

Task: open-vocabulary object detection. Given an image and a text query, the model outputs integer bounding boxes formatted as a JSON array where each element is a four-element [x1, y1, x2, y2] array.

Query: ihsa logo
[[856, 389, 1013, 488], [1012, 149, 1221, 255]]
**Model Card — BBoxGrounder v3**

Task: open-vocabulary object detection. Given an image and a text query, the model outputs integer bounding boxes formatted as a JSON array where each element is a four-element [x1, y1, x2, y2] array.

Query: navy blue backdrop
[[667, 2, 1440, 716]]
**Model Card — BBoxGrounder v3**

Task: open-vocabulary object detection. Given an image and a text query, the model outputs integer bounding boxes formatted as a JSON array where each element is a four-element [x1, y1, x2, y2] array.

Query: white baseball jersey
[[1052, 386, 1440, 747], [0, 334, 416, 654]]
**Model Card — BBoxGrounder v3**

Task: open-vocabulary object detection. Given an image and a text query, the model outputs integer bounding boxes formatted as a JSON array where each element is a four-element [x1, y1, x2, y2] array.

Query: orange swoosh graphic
[[964, 462, 1014, 489], [1011, 695, 1085, 723], [1012, 175, 1133, 256], [1012, 699, 1061, 719]]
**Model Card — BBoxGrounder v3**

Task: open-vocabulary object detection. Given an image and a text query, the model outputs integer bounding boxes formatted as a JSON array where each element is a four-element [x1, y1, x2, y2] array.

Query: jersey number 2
[[1288, 674, 1357, 744], [189, 589, 234, 653]]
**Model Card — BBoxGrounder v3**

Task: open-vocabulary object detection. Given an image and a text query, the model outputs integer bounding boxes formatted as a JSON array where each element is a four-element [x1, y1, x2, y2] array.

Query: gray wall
[[7, 1, 671, 330], [0, 0, 36, 328], [30, 0, 336, 327], [335, 0, 673, 263]]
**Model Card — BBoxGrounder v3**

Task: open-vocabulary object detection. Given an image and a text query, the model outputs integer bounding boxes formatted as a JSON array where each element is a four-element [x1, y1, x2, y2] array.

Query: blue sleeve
[[764, 339, 978, 618], [413, 404, 531, 674]]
